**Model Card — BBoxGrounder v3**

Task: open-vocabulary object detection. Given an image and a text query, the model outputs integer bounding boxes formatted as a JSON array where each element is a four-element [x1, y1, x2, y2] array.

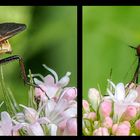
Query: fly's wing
[[0, 23, 26, 42]]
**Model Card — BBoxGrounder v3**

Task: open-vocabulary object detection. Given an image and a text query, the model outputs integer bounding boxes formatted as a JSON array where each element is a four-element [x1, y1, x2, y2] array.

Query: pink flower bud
[[112, 124, 118, 135], [87, 112, 96, 121], [83, 112, 96, 121], [122, 106, 137, 121], [88, 88, 101, 112], [123, 121, 131, 128], [102, 116, 113, 129], [112, 122, 130, 136], [63, 118, 77, 136], [99, 100, 112, 119], [62, 88, 77, 101], [135, 119, 140, 133], [58, 119, 67, 133], [82, 100, 90, 112], [93, 127, 109, 136]]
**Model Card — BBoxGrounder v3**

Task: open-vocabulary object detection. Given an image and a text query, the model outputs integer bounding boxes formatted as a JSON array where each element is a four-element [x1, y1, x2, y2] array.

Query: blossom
[[99, 100, 112, 119], [62, 118, 77, 136], [83, 79, 140, 136], [88, 88, 101, 112], [102, 116, 113, 129], [0, 111, 21, 136], [112, 122, 130, 136], [82, 100, 90, 113], [122, 105, 137, 121], [107, 79, 140, 122], [32, 64, 71, 99], [93, 127, 109, 136]]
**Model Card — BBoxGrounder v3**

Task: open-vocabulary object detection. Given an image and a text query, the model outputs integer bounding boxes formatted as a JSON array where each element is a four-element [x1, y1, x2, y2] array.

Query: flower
[[88, 88, 101, 112], [122, 105, 137, 121], [99, 100, 112, 119], [0, 111, 21, 136], [107, 79, 140, 122], [93, 127, 109, 136], [102, 116, 113, 129], [32, 64, 71, 99], [82, 100, 90, 113], [83, 79, 140, 136], [0, 65, 77, 136], [62, 118, 77, 136], [112, 122, 130, 136]]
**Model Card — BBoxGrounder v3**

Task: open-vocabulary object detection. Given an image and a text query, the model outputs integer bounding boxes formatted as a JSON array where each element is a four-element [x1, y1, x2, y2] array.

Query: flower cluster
[[0, 65, 77, 136], [83, 79, 140, 136]]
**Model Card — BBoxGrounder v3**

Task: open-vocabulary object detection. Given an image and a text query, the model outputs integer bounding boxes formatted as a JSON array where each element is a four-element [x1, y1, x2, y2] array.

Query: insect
[[127, 45, 140, 87], [0, 22, 48, 98]]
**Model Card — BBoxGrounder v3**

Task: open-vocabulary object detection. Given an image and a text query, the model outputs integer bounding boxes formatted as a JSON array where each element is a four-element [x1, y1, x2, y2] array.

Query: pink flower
[[102, 116, 113, 129], [122, 105, 137, 121], [93, 127, 109, 136], [83, 112, 96, 121], [112, 122, 130, 136], [63, 118, 77, 136], [99, 100, 112, 119], [59, 87, 77, 101], [82, 100, 90, 112], [33, 65, 71, 99]]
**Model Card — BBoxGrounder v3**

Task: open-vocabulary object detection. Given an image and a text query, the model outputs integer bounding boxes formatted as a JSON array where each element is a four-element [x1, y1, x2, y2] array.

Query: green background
[[0, 6, 77, 107], [83, 6, 140, 98]]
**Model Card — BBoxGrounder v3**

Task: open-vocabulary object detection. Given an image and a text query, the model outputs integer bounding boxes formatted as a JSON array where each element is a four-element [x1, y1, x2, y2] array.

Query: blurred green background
[[0, 6, 77, 106], [83, 6, 140, 99]]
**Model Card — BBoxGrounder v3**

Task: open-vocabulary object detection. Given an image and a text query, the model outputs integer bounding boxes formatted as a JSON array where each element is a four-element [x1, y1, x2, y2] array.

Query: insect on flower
[[0, 22, 48, 97]]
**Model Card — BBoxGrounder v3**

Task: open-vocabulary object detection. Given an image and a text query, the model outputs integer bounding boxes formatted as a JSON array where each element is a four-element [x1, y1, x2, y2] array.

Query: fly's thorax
[[0, 40, 12, 54]]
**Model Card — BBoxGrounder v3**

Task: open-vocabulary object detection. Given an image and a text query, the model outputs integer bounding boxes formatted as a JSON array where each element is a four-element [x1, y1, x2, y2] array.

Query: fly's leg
[[0, 55, 49, 99]]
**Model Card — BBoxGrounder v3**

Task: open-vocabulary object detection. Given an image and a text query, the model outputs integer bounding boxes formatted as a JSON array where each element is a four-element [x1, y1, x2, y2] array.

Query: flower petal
[[0, 112, 12, 135], [115, 83, 125, 101], [44, 75, 55, 86], [61, 107, 77, 119], [124, 90, 138, 103], [58, 72, 71, 87], [34, 78, 44, 85], [28, 122, 44, 136], [48, 124, 57, 136]]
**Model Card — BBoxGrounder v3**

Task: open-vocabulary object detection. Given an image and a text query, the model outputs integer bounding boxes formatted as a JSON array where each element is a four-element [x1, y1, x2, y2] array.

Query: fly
[[0, 23, 48, 98], [127, 45, 140, 87]]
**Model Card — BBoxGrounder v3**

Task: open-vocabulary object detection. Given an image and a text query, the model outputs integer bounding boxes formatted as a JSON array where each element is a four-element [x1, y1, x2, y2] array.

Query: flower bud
[[83, 112, 96, 121], [88, 88, 101, 112], [62, 88, 77, 101], [93, 127, 109, 136], [99, 100, 112, 119], [82, 100, 90, 112], [102, 116, 113, 129], [122, 106, 137, 121], [112, 122, 130, 136], [63, 118, 77, 136], [58, 72, 71, 87]]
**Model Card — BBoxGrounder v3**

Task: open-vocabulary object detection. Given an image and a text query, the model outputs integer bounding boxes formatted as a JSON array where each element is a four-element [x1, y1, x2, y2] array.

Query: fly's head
[[0, 22, 26, 55]]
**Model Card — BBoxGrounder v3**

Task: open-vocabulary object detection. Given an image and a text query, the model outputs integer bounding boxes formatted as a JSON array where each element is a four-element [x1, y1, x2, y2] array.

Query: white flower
[[0, 111, 21, 136], [15, 104, 50, 136], [107, 79, 140, 122], [31, 64, 71, 99]]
